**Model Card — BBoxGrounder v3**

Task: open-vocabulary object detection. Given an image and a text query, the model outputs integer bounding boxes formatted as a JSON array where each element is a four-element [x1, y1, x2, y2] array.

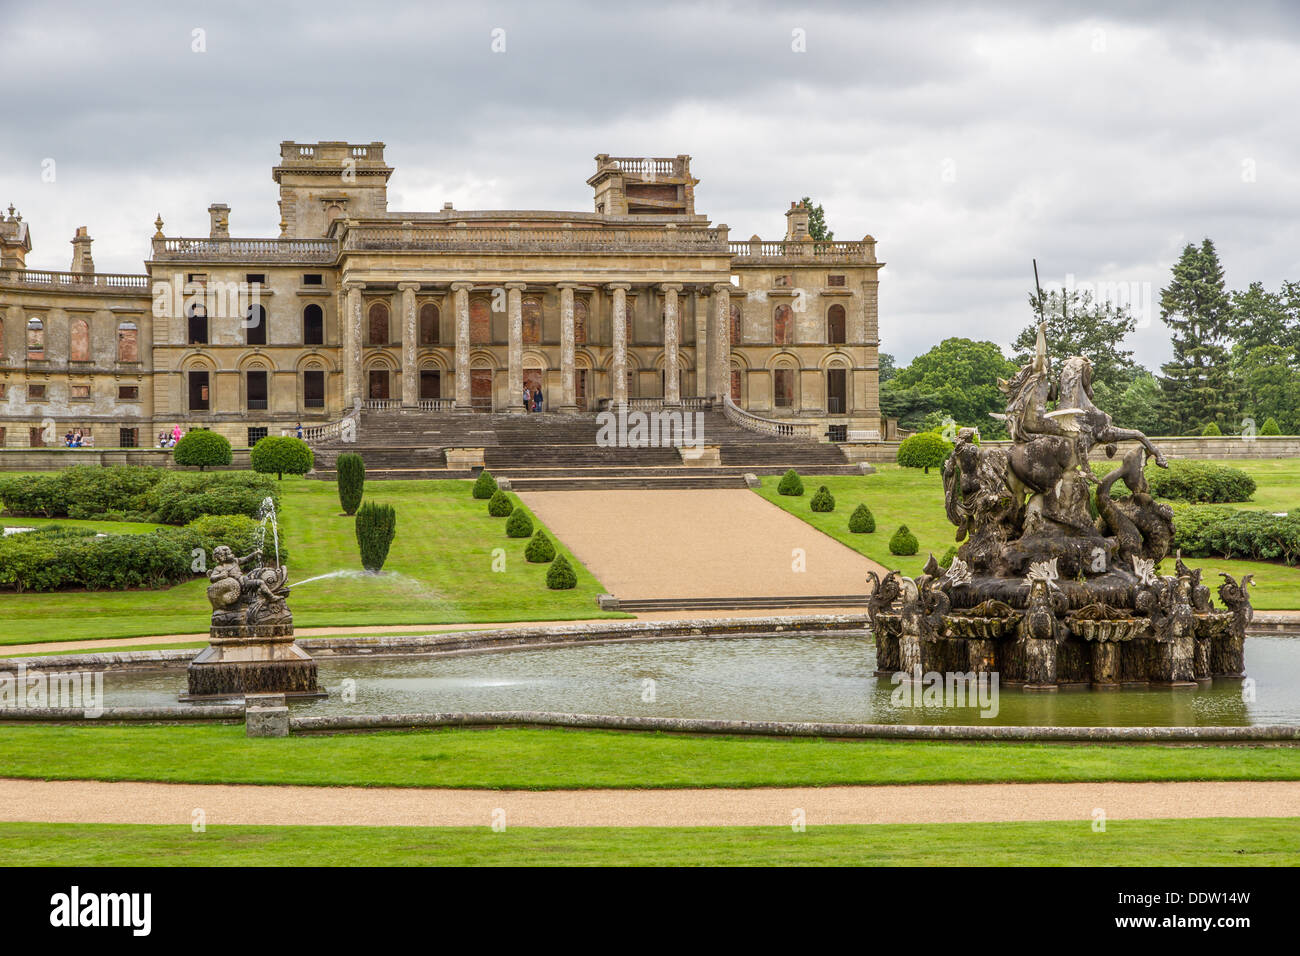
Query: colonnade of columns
[[340, 280, 734, 413]]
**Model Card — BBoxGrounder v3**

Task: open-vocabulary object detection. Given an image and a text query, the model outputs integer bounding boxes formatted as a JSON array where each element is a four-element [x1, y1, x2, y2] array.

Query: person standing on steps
[[534, 387, 544, 413], [523, 385, 532, 414]]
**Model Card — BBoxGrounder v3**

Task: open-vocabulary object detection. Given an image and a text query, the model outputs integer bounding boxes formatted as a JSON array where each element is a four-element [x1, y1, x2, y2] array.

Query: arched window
[[246, 304, 267, 346], [773, 304, 793, 346], [419, 303, 439, 345], [469, 298, 491, 345], [573, 299, 588, 345], [303, 304, 324, 345], [729, 303, 742, 344], [827, 304, 846, 345], [26, 317, 45, 359], [773, 365, 795, 408], [116, 322, 139, 363], [70, 319, 90, 362], [367, 302, 389, 346], [522, 297, 541, 344], [188, 304, 208, 345]]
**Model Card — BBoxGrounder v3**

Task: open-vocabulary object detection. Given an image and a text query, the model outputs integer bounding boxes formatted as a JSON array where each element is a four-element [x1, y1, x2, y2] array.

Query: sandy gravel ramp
[[518, 489, 887, 600], [0, 779, 1296, 828]]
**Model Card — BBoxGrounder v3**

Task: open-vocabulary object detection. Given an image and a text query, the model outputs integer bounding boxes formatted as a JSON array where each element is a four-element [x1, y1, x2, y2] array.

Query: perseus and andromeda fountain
[[867, 324, 1254, 689]]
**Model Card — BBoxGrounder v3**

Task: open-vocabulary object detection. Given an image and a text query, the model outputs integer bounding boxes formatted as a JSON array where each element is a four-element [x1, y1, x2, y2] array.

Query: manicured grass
[[756, 461, 1300, 608], [0, 477, 625, 646], [0, 818, 1294, 866], [0, 724, 1297, 789], [1, 516, 169, 535]]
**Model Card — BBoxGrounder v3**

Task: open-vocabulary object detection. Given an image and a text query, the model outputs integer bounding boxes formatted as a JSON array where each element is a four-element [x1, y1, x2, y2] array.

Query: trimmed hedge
[[1092, 460, 1256, 504], [889, 524, 919, 555], [337, 453, 365, 516], [777, 469, 804, 496], [848, 503, 876, 533], [145, 472, 278, 525], [525, 529, 556, 563], [173, 430, 233, 471], [896, 431, 952, 473], [810, 485, 835, 512], [505, 508, 534, 538], [250, 436, 314, 480], [472, 471, 498, 500], [487, 489, 514, 517], [546, 553, 578, 590], [1173, 506, 1300, 564], [356, 501, 397, 572]]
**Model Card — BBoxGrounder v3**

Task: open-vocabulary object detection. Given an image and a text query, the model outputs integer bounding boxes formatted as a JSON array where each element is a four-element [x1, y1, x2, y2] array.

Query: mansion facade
[[0, 142, 886, 448]]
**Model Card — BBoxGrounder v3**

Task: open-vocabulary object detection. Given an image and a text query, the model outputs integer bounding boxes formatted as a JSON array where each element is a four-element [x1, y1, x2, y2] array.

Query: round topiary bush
[[355, 501, 397, 573], [173, 430, 232, 472], [525, 529, 556, 563], [1202, 421, 1223, 436], [777, 469, 804, 496], [488, 489, 514, 517], [810, 485, 835, 512], [1261, 417, 1282, 436], [848, 503, 876, 533], [546, 552, 577, 589], [896, 431, 952, 473], [505, 507, 534, 538], [889, 524, 919, 555], [472, 470, 498, 499], [336, 452, 365, 516], [250, 435, 314, 480]]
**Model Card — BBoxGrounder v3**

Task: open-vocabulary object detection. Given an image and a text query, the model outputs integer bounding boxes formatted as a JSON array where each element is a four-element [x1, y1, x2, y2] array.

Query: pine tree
[[798, 197, 834, 242], [1158, 239, 1235, 434]]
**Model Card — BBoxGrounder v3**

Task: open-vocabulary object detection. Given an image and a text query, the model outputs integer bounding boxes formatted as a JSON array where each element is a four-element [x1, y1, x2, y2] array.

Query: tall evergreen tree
[[1158, 239, 1235, 434], [798, 197, 834, 241]]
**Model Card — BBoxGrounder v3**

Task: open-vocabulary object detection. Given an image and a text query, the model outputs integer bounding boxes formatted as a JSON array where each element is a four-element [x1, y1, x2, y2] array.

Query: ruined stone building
[[0, 142, 885, 448]]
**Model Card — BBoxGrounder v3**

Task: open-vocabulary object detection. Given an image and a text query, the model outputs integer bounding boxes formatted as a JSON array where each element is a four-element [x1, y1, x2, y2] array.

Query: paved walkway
[[519, 489, 888, 600], [0, 779, 1295, 827]]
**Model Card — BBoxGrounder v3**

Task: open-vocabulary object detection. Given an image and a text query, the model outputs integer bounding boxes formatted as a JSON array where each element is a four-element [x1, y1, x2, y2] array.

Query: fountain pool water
[[104, 634, 1300, 726]]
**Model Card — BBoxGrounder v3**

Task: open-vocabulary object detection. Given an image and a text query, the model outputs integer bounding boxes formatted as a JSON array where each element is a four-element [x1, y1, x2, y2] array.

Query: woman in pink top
[[172, 425, 183, 442]]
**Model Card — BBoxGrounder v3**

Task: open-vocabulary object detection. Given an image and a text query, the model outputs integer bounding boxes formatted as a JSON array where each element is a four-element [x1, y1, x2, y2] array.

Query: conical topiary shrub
[[337, 452, 365, 516], [777, 469, 804, 496], [472, 470, 498, 499], [525, 529, 556, 563], [488, 489, 514, 517], [546, 553, 577, 589], [1202, 421, 1223, 436], [505, 507, 534, 538], [810, 485, 835, 512], [889, 524, 918, 556], [848, 503, 876, 533], [1261, 417, 1281, 436], [355, 501, 397, 572]]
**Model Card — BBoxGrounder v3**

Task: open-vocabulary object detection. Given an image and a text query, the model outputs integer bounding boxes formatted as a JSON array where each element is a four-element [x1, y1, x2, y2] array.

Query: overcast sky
[[6, 0, 1299, 368]]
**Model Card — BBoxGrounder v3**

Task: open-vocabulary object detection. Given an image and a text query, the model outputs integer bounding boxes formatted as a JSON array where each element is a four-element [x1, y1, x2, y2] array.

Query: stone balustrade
[[0, 268, 150, 294], [150, 237, 338, 262], [340, 222, 728, 253], [728, 239, 876, 263], [722, 394, 820, 439]]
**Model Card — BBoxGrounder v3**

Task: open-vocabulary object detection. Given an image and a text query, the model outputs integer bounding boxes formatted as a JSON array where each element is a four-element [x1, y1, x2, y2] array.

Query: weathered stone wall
[[842, 435, 1300, 463]]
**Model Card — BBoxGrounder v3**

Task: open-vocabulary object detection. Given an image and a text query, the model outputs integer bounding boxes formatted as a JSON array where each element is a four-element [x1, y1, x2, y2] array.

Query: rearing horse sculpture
[[1056, 355, 1168, 468]]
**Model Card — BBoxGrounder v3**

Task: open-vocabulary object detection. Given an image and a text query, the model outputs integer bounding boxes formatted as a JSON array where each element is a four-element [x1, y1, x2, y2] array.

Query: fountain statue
[[182, 498, 323, 700], [866, 324, 1252, 689]]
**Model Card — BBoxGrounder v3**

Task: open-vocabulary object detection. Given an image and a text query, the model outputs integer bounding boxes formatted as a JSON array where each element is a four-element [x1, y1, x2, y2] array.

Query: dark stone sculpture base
[[182, 626, 325, 701]]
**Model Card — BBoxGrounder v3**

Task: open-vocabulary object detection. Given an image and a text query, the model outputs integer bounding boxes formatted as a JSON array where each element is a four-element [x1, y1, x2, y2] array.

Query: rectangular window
[[188, 310, 209, 345], [774, 369, 794, 408], [117, 325, 139, 362], [188, 370, 210, 411], [248, 427, 268, 446], [245, 274, 266, 285], [828, 275, 846, 287], [247, 370, 268, 410], [119, 427, 138, 449], [187, 273, 207, 285], [71, 384, 91, 401], [303, 273, 323, 285], [304, 370, 325, 407], [27, 384, 46, 401], [118, 385, 140, 401], [773, 274, 793, 288]]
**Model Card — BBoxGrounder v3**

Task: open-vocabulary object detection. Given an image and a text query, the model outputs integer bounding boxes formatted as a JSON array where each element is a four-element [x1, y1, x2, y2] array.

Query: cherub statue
[[207, 545, 262, 626]]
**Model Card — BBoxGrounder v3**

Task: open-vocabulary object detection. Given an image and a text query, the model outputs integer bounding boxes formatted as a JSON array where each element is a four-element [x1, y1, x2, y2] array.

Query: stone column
[[505, 282, 526, 414], [558, 282, 578, 413], [661, 283, 682, 404], [343, 282, 364, 409], [451, 282, 473, 410], [712, 282, 732, 401], [693, 289, 709, 400], [608, 282, 631, 406], [398, 282, 419, 407]]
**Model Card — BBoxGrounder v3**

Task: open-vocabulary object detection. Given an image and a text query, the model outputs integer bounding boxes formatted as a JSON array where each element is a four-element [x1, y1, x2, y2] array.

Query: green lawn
[[0, 477, 625, 646], [757, 460, 1300, 608], [1, 818, 1294, 866], [1, 724, 1297, 789]]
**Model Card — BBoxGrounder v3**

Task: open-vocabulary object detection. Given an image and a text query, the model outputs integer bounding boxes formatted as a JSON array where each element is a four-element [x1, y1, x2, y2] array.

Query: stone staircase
[[311, 407, 861, 487]]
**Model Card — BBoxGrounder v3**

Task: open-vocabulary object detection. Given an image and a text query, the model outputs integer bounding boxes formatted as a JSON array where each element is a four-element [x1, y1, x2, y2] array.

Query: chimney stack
[[784, 200, 811, 242], [69, 226, 95, 273], [208, 203, 230, 239]]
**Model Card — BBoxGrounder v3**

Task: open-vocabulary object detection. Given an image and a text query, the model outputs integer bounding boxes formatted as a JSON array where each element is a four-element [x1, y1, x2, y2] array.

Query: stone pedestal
[[183, 625, 324, 701], [1089, 641, 1120, 688], [1019, 636, 1058, 690], [246, 693, 290, 737], [1152, 635, 1197, 685]]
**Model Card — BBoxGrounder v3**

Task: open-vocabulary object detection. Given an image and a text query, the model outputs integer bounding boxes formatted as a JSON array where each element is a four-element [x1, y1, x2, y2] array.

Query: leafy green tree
[[878, 352, 897, 385], [1236, 345, 1300, 435], [250, 436, 314, 480], [173, 430, 232, 472], [798, 197, 833, 241], [1013, 287, 1138, 395], [1159, 239, 1236, 434], [896, 432, 952, 473], [1109, 371, 1176, 435], [1230, 281, 1300, 360], [883, 338, 1017, 438]]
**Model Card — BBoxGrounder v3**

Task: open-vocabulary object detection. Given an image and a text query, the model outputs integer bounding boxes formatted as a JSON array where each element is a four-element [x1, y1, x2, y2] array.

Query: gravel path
[[1, 779, 1295, 828], [519, 489, 888, 600]]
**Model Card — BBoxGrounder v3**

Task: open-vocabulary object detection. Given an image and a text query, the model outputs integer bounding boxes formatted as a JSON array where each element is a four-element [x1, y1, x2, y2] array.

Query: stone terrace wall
[[842, 435, 1300, 464]]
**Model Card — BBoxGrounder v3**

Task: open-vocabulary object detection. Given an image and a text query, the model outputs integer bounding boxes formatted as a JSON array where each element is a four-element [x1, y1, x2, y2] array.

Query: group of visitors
[[523, 385, 545, 413], [63, 429, 93, 448], [157, 425, 184, 448]]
